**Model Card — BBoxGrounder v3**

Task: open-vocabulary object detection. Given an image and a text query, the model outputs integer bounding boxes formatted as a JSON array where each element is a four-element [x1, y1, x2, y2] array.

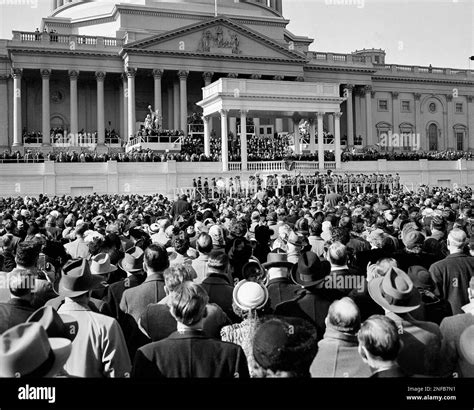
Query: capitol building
[[0, 0, 472, 195]]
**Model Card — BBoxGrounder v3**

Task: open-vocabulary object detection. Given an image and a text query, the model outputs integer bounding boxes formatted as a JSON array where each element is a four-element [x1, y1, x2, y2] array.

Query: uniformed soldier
[[203, 177, 209, 198]]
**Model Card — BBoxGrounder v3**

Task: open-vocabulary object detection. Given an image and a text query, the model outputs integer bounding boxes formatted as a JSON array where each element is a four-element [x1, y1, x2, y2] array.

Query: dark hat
[[242, 259, 267, 284], [368, 267, 421, 313], [58, 258, 102, 298], [253, 317, 318, 374], [290, 251, 330, 288], [407, 265, 435, 291], [27, 306, 78, 341], [118, 246, 144, 273], [262, 252, 293, 269], [229, 220, 247, 238], [294, 218, 309, 236]]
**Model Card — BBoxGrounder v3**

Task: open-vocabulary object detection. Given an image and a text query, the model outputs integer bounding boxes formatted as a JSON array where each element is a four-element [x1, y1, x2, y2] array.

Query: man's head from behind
[[163, 264, 197, 294], [15, 241, 41, 268], [168, 282, 209, 327], [326, 297, 361, 335], [357, 315, 401, 371], [447, 229, 467, 253], [196, 233, 213, 255], [327, 242, 348, 267], [144, 244, 170, 274]]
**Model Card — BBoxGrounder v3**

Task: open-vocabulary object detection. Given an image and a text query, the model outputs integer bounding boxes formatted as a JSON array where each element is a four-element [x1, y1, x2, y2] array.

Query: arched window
[[453, 124, 467, 151], [428, 123, 438, 151]]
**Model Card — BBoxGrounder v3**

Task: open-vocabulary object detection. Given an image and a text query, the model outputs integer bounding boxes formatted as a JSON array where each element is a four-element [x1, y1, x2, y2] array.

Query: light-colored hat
[[148, 223, 160, 234], [233, 280, 269, 311], [0, 322, 71, 378], [90, 253, 117, 275]]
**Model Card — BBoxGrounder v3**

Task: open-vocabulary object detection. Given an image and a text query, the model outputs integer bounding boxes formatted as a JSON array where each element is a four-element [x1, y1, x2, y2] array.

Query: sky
[[0, 0, 472, 69]]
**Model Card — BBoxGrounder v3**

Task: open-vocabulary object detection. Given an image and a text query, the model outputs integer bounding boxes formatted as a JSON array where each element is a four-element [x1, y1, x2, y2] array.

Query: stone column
[[240, 110, 248, 171], [317, 112, 324, 170], [293, 116, 301, 154], [345, 84, 354, 147], [173, 79, 180, 131], [0, 75, 9, 148], [365, 85, 374, 146], [327, 114, 334, 135], [354, 87, 363, 145], [203, 72, 214, 134], [275, 118, 283, 133], [167, 85, 173, 129], [12, 68, 22, 147], [126, 67, 136, 142], [41, 69, 52, 146], [467, 96, 473, 151], [121, 73, 128, 141], [253, 117, 260, 136], [69, 70, 79, 137], [392, 91, 399, 143], [446, 94, 454, 149], [152, 69, 163, 122], [309, 118, 316, 154], [220, 109, 229, 172], [414, 93, 422, 150], [203, 115, 211, 156], [96, 71, 106, 146], [334, 112, 342, 169], [178, 70, 188, 135]]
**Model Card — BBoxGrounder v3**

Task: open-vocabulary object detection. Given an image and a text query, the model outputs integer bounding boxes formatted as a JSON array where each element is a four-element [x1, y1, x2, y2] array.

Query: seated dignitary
[[252, 316, 318, 378], [56, 258, 131, 377], [368, 266, 442, 376], [357, 315, 408, 378], [132, 281, 250, 378], [310, 297, 371, 377], [139, 264, 230, 342]]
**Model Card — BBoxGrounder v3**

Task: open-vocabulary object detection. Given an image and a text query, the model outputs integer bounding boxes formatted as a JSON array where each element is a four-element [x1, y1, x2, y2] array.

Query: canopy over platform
[[197, 78, 346, 171]]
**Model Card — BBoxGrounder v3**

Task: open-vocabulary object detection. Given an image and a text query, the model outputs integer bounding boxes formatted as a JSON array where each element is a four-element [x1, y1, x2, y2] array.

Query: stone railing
[[374, 63, 474, 78], [306, 52, 370, 66], [11, 31, 124, 49]]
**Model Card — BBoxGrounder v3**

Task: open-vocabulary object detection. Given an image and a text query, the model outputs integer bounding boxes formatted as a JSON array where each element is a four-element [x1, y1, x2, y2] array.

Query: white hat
[[233, 280, 269, 311]]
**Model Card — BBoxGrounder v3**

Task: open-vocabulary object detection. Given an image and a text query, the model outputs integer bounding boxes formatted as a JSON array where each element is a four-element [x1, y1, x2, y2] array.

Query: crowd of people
[[342, 149, 474, 162], [0, 181, 473, 378], [22, 128, 121, 145]]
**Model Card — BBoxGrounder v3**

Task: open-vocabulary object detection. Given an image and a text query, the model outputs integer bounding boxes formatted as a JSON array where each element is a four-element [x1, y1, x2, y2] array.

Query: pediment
[[125, 17, 306, 62]]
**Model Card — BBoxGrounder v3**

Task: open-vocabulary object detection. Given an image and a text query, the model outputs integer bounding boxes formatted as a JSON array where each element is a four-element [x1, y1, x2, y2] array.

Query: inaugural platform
[[0, 0, 473, 195]]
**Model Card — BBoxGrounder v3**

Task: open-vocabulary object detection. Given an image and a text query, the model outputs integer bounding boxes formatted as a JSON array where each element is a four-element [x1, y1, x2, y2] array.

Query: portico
[[197, 78, 345, 171]]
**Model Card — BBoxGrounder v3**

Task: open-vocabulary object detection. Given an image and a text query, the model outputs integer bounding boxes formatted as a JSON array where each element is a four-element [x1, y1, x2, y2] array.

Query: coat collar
[[446, 252, 468, 259], [203, 274, 232, 285], [268, 277, 292, 285], [322, 326, 359, 346], [145, 272, 164, 283], [167, 329, 208, 340]]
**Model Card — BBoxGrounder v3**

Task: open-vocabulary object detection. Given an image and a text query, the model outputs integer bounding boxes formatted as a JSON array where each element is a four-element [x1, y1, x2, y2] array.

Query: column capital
[[296, 76, 305, 82], [68, 69, 80, 79], [11, 68, 23, 78], [125, 67, 137, 78], [95, 71, 106, 81], [334, 112, 343, 119], [345, 84, 354, 91], [391, 91, 399, 99], [414, 92, 422, 101], [178, 70, 189, 80], [250, 74, 262, 80], [364, 85, 373, 94], [273, 75, 284, 81], [219, 109, 228, 118], [446, 94, 453, 102], [202, 71, 214, 81], [40, 69, 52, 79], [152, 69, 164, 79], [227, 72, 238, 78], [316, 112, 325, 119], [239, 109, 249, 116]]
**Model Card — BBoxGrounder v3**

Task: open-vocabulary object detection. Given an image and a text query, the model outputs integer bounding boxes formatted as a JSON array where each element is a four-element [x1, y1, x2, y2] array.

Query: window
[[376, 122, 392, 150], [378, 99, 388, 111], [401, 100, 411, 112], [456, 132, 464, 151], [429, 102, 437, 113], [374, 55, 380, 64], [455, 103, 463, 113]]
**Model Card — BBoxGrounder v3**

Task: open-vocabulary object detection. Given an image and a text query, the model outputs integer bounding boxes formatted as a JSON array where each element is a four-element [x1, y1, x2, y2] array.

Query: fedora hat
[[287, 231, 303, 247], [0, 322, 71, 378], [262, 252, 293, 269], [368, 267, 421, 313], [90, 253, 117, 276], [117, 247, 144, 273], [290, 251, 330, 288], [148, 223, 160, 234], [27, 306, 78, 342], [233, 280, 269, 311], [58, 258, 102, 298]]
